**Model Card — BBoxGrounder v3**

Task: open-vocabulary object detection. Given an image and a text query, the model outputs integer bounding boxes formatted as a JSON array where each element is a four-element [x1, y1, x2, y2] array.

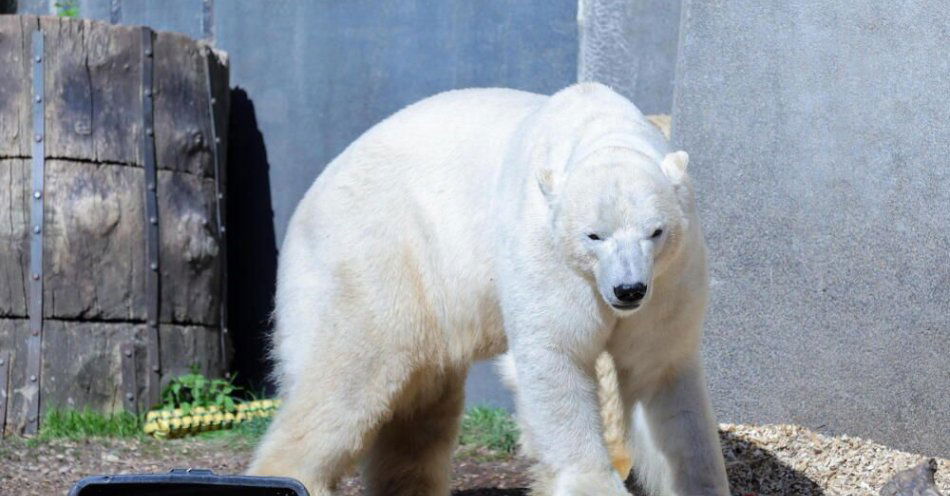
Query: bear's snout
[[613, 282, 648, 308]]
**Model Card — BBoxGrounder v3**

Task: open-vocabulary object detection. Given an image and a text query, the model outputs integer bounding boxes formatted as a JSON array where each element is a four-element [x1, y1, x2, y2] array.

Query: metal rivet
[[32, 273, 40, 281], [152, 365, 160, 373], [148, 319, 156, 327], [32, 329, 39, 336], [221, 328, 228, 334], [145, 89, 152, 97], [34, 134, 43, 143], [29, 375, 36, 382], [210, 97, 217, 105], [146, 128, 154, 136], [214, 137, 221, 144], [0, 359, 4, 365], [33, 225, 41, 234], [33, 190, 42, 199], [34, 55, 41, 63], [219, 226, 226, 234], [149, 216, 157, 225], [124, 349, 132, 357], [147, 183, 155, 191], [150, 262, 158, 271], [29, 416, 37, 423], [145, 48, 153, 57], [217, 193, 224, 200], [34, 96, 42, 103], [126, 393, 134, 401]]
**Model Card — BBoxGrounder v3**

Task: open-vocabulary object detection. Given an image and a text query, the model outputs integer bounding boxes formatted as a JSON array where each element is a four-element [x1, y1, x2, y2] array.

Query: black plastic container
[[68, 468, 309, 496]]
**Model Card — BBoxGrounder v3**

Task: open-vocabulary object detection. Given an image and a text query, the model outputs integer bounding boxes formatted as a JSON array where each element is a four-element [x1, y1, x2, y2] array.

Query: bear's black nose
[[614, 283, 648, 304]]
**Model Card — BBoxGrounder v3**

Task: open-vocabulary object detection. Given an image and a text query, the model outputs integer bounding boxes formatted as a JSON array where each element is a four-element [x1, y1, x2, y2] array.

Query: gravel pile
[[718, 423, 948, 496]]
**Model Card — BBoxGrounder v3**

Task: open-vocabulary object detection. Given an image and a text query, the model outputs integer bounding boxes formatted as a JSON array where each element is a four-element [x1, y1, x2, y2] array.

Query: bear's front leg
[[510, 345, 631, 496], [632, 356, 729, 496]]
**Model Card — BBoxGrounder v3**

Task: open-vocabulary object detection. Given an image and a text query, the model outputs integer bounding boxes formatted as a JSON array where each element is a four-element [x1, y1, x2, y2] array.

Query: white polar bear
[[248, 83, 729, 496]]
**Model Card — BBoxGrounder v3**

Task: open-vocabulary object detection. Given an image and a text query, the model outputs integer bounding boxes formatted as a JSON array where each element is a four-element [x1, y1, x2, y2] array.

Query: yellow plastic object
[[143, 399, 281, 439]]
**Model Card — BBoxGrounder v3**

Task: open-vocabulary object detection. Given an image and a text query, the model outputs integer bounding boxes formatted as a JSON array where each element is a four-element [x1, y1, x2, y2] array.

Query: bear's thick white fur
[[248, 83, 729, 496]]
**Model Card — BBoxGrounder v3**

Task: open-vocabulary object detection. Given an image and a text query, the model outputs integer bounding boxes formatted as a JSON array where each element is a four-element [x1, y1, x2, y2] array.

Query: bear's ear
[[536, 167, 561, 200], [660, 151, 689, 185]]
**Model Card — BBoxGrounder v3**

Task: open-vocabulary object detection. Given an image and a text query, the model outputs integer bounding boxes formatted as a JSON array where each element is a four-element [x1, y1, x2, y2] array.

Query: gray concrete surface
[[673, 0, 950, 456], [578, 0, 681, 114]]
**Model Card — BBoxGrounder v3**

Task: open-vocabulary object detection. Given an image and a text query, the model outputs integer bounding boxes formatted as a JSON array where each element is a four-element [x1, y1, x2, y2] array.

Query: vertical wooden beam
[[205, 49, 230, 373], [24, 28, 45, 436], [119, 343, 138, 414], [141, 27, 162, 409], [0, 351, 10, 437]]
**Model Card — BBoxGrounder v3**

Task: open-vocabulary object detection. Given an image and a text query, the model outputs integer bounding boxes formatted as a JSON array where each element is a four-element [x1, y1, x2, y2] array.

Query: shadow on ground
[[451, 428, 825, 496], [624, 429, 825, 495], [454, 490, 526, 496]]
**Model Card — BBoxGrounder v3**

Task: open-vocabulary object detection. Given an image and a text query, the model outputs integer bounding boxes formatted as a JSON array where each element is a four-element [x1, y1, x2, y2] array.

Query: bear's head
[[538, 147, 693, 315]]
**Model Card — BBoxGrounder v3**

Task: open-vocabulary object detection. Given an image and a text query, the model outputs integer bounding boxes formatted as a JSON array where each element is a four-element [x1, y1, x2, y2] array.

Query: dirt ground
[[1, 425, 947, 495]]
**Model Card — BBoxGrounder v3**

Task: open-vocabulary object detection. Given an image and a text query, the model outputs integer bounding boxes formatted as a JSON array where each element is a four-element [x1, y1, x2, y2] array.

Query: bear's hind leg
[[248, 353, 416, 495], [247, 387, 384, 495], [362, 368, 467, 496]]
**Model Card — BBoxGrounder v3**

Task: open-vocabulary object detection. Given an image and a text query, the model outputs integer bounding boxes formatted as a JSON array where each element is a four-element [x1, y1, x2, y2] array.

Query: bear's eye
[[651, 228, 664, 239], [587, 233, 602, 241]]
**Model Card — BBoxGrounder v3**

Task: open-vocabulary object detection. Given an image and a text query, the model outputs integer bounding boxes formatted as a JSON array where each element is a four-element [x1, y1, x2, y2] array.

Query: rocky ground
[[1, 424, 946, 495]]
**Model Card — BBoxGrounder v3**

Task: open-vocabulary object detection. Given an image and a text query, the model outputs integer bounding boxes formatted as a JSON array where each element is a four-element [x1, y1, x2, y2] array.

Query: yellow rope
[[143, 399, 280, 439]]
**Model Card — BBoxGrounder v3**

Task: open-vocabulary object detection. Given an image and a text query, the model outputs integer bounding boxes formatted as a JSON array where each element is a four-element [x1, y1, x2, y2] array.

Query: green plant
[[38, 408, 142, 440], [54, 0, 79, 17], [459, 406, 519, 459], [160, 366, 241, 414]]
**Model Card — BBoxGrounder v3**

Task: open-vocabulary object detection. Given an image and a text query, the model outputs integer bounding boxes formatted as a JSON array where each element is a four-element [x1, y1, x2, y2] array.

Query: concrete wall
[[673, 0, 949, 456], [577, 0, 681, 114]]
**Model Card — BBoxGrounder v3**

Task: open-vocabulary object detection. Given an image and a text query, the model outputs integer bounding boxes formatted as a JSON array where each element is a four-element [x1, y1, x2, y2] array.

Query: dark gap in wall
[[225, 87, 278, 396]]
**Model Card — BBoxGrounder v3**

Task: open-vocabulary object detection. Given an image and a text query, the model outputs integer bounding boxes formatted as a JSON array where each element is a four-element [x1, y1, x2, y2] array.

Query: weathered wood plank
[[0, 160, 220, 324], [85, 18, 143, 165], [41, 320, 143, 414], [158, 169, 221, 325], [40, 17, 143, 166], [0, 318, 30, 435], [36, 321, 222, 414], [0, 15, 36, 158], [3, 165, 223, 325], [159, 323, 225, 387], [0, 159, 29, 317], [42, 159, 146, 320], [153, 30, 216, 177]]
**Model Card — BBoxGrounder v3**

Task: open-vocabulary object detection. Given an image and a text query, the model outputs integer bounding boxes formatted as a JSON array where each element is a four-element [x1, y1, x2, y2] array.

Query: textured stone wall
[[673, 0, 950, 456]]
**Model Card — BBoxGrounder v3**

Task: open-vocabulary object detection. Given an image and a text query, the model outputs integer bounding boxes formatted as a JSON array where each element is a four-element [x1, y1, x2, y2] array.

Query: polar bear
[[247, 83, 729, 496]]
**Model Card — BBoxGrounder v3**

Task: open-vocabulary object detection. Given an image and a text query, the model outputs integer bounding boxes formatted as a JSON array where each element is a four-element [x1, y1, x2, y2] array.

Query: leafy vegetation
[[160, 366, 240, 414], [54, 0, 79, 17]]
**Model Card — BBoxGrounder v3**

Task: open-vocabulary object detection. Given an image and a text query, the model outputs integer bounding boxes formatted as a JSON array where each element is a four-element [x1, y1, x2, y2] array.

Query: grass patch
[[458, 406, 519, 460], [29, 405, 519, 462], [37, 408, 143, 441], [196, 415, 272, 446]]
